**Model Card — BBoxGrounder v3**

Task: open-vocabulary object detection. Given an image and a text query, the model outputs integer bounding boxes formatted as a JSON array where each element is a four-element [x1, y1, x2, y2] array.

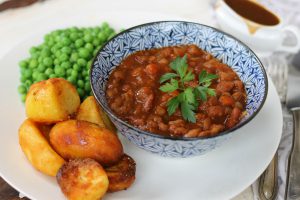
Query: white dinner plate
[[0, 11, 282, 200]]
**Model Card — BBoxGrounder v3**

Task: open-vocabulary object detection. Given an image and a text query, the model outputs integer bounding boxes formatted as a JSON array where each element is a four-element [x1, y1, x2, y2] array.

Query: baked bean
[[234, 80, 244, 91], [145, 64, 159, 76], [185, 128, 201, 137], [187, 45, 202, 55], [226, 107, 242, 128], [136, 87, 154, 112], [219, 95, 235, 107], [106, 45, 246, 137], [210, 124, 225, 136], [219, 71, 236, 81], [135, 55, 147, 64], [158, 122, 169, 132], [202, 118, 212, 130], [155, 106, 166, 116], [207, 106, 225, 118], [158, 58, 169, 65], [216, 81, 234, 93]]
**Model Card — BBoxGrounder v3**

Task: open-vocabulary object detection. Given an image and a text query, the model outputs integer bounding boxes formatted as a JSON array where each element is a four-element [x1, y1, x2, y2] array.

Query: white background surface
[[0, 0, 279, 199]]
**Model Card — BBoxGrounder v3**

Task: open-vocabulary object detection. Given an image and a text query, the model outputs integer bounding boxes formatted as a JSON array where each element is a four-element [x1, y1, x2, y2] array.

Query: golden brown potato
[[19, 119, 65, 176], [76, 96, 116, 132], [105, 154, 136, 192], [25, 78, 80, 124], [50, 120, 123, 166], [57, 158, 108, 200]]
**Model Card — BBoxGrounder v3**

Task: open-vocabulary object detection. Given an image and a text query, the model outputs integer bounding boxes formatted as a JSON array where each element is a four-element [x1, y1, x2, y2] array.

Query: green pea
[[46, 39, 55, 47], [59, 53, 69, 62], [93, 48, 99, 56], [23, 69, 32, 78], [77, 58, 87, 67], [45, 68, 54, 76], [69, 27, 78, 33], [82, 70, 87, 76], [20, 75, 27, 83], [54, 66, 66, 76], [19, 60, 28, 68], [24, 80, 33, 89], [29, 47, 38, 55], [84, 82, 91, 91], [49, 74, 57, 78], [61, 46, 72, 54], [61, 37, 71, 46], [70, 32, 79, 41], [92, 38, 100, 47], [87, 60, 92, 67], [85, 43, 94, 52], [61, 61, 71, 69], [21, 94, 27, 102], [75, 39, 84, 48], [32, 71, 39, 80], [36, 73, 47, 82], [78, 48, 90, 59], [18, 85, 27, 94], [77, 88, 84, 97], [73, 64, 80, 71], [37, 65, 46, 72], [77, 79, 84, 88], [101, 22, 109, 29], [29, 59, 38, 68], [67, 76, 76, 85], [43, 57, 53, 67], [66, 68, 72, 76], [70, 52, 79, 63], [71, 70, 78, 78], [54, 58, 60, 65], [84, 34, 93, 43], [97, 32, 106, 42], [41, 48, 51, 57]]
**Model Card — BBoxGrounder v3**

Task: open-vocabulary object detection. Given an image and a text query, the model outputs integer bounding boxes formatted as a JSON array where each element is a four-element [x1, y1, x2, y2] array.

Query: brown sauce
[[225, 0, 279, 26]]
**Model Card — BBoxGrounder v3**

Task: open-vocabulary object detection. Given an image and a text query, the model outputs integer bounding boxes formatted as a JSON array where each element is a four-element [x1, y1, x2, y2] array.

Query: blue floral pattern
[[91, 21, 267, 157]]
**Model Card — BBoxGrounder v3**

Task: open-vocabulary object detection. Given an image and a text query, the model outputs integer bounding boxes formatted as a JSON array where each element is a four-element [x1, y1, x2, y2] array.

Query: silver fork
[[258, 55, 288, 200]]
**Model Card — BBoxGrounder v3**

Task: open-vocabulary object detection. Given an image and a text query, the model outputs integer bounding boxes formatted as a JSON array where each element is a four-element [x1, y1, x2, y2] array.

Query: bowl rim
[[90, 20, 268, 141]]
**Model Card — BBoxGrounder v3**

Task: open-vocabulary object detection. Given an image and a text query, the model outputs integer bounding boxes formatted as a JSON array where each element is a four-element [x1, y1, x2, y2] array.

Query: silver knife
[[285, 64, 300, 200]]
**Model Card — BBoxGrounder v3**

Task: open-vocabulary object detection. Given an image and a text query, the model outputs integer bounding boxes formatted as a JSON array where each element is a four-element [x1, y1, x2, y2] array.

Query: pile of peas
[[18, 22, 116, 102]]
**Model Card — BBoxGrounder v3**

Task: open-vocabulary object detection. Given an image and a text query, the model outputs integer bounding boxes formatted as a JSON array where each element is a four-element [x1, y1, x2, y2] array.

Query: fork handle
[[285, 108, 300, 200], [259, 152, 278, 200]]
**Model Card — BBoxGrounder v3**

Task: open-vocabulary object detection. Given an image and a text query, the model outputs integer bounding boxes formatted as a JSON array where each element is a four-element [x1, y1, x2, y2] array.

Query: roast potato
[[25, 78, 80, 123], [50, 120, 123, 166], [57, 158, 108, 200], [76, 96, 116, 132], [19, 119, 65, 176], [105, 154, 136, 192]]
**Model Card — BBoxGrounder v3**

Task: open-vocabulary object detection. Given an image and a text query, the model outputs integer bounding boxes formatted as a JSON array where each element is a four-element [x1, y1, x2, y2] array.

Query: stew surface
[[106, 45, 246, 137]]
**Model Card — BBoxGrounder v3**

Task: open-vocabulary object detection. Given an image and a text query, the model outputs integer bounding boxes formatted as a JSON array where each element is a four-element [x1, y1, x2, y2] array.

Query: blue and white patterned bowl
[[90, 21, 268, 158]]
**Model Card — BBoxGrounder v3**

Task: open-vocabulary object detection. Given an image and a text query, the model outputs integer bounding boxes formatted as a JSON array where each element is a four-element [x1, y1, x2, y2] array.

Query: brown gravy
[[224, 0, 279, 26]]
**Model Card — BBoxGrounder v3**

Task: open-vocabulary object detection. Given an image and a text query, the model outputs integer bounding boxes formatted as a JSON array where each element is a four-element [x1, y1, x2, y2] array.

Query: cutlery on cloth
[[285, 65, 300, 200], [258, 56, 288, 200], [259, 152, 278, 200]]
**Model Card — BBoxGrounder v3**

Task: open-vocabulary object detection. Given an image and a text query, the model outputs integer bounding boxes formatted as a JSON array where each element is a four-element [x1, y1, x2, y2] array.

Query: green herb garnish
[[159, 55, 218, 123]]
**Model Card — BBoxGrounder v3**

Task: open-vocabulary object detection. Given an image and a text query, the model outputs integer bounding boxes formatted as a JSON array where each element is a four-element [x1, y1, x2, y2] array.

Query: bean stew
[[106, 45, 247, 138]]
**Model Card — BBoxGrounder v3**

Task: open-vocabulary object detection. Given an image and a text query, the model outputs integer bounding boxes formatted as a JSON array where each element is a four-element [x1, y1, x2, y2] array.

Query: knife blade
[[285, 65, 300, 200]]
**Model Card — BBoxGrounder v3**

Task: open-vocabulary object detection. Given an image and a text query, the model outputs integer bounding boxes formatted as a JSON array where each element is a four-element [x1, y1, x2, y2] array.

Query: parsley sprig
[[159, 55, 218, 123]]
